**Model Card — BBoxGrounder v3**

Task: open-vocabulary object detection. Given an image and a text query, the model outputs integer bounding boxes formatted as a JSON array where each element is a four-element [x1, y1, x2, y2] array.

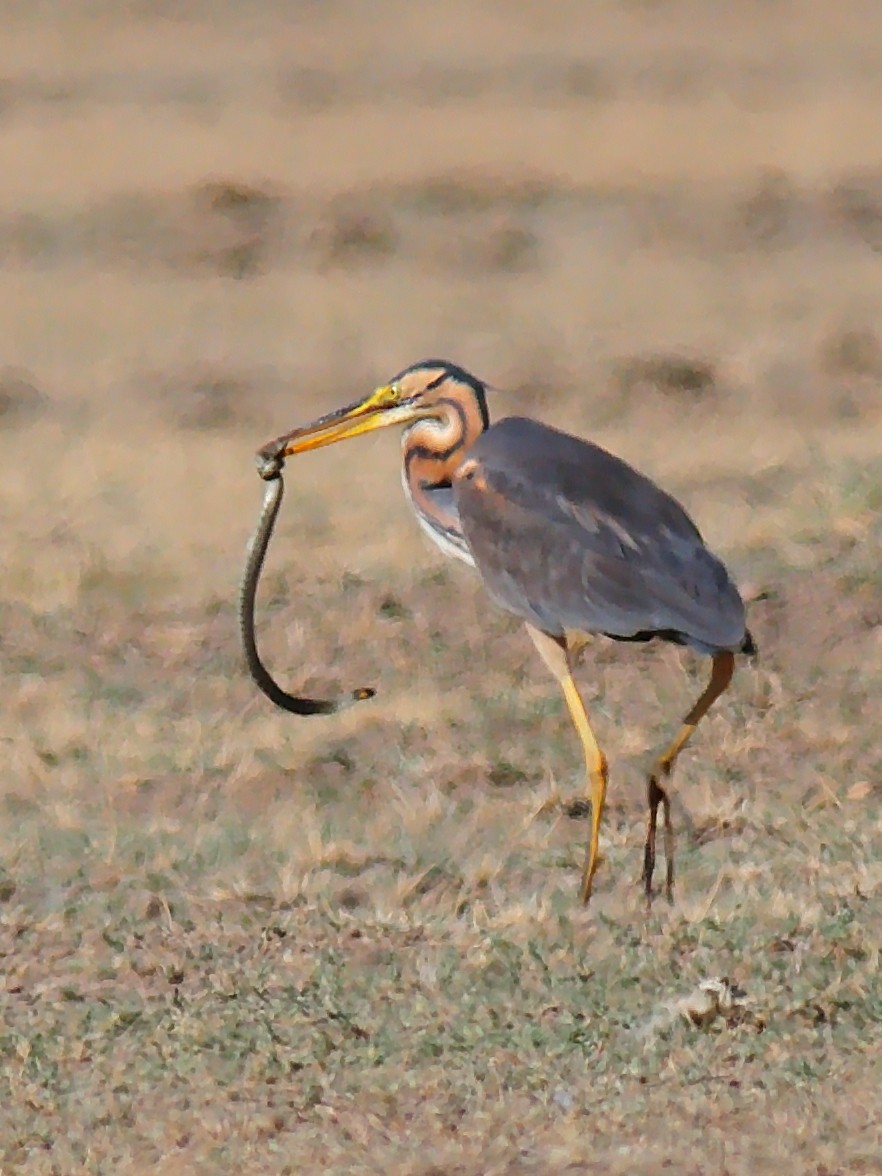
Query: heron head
[[257, 359, 490, 465]]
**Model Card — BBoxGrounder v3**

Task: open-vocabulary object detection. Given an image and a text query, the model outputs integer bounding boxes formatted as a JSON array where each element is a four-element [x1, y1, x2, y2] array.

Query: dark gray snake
[[239, 460, 375, 715]]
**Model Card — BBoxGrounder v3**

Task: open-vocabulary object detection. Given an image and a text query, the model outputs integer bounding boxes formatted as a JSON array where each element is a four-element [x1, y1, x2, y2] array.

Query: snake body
[[239, 468, 375, 715]]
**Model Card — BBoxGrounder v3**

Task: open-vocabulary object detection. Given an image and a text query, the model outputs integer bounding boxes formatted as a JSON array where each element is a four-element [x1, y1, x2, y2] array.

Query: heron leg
[[643, 650, 735, 903], [526, 625, 609, 905]]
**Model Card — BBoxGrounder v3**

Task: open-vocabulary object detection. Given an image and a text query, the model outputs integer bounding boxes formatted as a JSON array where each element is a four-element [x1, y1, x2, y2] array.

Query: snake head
[[255, 446, 284, 481]]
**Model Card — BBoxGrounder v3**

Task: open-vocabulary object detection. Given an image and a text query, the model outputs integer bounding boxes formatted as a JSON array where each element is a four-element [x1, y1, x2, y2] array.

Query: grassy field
[[2, 1, 882, 1171]]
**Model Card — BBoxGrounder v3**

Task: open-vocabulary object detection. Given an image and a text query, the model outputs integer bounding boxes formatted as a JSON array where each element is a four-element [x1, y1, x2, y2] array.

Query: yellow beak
[[257, 386, 417, 467]]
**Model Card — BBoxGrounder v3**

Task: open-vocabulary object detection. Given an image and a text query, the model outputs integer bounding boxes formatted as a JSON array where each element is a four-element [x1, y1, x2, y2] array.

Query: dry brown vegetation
[[2, 2, 882, 1172]]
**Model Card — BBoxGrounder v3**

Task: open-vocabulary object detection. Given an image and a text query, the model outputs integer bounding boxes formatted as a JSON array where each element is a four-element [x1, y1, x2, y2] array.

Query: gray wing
[[453, 416, 747, 654]]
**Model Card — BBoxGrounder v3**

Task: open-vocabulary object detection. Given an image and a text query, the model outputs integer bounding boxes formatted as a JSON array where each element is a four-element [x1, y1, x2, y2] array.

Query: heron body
[[454, 416, 748, 655], [253, 359, 754, 903]]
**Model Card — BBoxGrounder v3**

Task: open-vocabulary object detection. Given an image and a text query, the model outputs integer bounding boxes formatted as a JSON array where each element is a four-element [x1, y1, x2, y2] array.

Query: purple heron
[[242, 359, 755, 904]]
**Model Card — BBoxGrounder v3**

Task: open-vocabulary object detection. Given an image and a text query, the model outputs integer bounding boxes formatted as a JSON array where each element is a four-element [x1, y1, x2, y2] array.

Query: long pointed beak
[[257, 387, 417, 469]]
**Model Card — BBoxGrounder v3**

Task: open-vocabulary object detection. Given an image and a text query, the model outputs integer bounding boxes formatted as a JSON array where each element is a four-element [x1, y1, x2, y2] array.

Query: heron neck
[[402, 393, 487, 494], [401, 393, 487, 559]]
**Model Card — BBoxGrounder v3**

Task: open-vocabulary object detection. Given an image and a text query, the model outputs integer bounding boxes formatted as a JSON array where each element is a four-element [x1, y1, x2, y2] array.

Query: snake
[[239, 456, 376, 715]]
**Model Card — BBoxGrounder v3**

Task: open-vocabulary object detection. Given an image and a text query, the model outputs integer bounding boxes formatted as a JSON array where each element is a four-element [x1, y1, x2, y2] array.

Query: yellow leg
[[562, 674, 609, 903], [643, 650, 735, 903], [526, 625, 609, 905]]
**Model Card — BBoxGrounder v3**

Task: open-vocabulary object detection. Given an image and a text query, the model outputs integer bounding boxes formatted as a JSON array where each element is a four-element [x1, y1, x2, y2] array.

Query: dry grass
[[2, 2, 882, 1172]]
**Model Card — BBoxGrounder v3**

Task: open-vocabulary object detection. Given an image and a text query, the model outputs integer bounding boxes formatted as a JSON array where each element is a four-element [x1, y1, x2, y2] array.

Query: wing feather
[[453, 416, 747, 653]]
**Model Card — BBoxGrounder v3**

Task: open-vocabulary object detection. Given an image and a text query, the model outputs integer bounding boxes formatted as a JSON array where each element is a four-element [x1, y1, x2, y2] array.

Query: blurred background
[[0, 0, 879, 606], [1, 3, 882, 1168], [2, 1, 881, 614], [4, 0, 881, 763]]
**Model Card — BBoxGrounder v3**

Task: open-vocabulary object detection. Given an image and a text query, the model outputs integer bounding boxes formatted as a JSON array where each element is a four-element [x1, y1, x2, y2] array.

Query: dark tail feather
[[741, 628, 758, 659]]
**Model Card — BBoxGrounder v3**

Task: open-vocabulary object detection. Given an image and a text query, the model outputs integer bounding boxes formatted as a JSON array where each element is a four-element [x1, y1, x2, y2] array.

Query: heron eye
[[382, 384, 402, 406]]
